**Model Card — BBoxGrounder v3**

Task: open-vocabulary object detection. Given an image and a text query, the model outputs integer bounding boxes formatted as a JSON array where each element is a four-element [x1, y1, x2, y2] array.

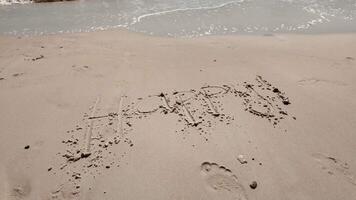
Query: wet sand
[[0, 30, 356, 200]]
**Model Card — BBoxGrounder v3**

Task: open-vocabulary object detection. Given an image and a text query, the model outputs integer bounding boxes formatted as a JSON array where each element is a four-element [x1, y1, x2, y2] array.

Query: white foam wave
[[133, 0, 246, 24], [0, 0, 31, 5]]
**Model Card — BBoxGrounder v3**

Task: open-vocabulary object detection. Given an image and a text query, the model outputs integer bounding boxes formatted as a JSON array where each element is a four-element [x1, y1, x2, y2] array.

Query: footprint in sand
[[312, 153, 356, 186], [5, 175, 32, 200], [48, 185, 78, 200], [200, 162, 248, 200], [4, 155, 33, 200]]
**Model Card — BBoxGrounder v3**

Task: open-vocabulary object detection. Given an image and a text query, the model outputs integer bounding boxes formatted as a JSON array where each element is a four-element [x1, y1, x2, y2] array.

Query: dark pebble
[[250, 181, 258, 189], [272, 88, 280, 93], [346, 56, 354, 60], [24, 145, 30, 149], [80, 153, 91, 158], [282, 100, 291, 105]]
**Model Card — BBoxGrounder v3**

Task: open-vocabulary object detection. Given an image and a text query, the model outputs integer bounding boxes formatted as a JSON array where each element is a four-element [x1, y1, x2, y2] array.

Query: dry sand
[[0, 30, 356, 200]]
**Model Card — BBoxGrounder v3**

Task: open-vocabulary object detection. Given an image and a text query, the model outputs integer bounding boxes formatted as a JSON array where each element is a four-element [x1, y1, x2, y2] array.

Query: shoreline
[[0, 29, 356, 200], [3, 26, 356, 39]]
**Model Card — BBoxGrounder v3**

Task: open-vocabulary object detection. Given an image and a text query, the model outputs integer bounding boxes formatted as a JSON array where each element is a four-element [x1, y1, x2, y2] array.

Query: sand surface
[[0, 30, 356, 200]]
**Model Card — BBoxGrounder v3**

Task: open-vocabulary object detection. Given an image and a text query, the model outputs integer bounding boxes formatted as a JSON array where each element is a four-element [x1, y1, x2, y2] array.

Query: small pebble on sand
[[250, 181, 258, 189]]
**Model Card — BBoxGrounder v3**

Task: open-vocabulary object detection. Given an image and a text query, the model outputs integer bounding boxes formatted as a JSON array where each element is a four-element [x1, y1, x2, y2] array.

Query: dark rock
[[346, 56, 354, 60], [250, 181, 258, 189], [31, 55, 44, 61], [279, 111, 288, 115], [81, 153, 91, 158], [282, 100, 291, 105], [68, 156, 80, 162], [13, 73, 23, 77], [24, 145, 30, 149], [272, 88, 280, 93]]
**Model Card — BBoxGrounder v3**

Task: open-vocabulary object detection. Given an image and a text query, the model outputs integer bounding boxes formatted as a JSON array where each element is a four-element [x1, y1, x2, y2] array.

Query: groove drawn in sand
[[312, 153, 356, 186], [51, 75, 294, 197], [200, 162, 248, 200], [298, 78, 347, 86], [72, 65, 90, 72], [86, 75, 291, 143], [232, 76, 293, 126], [125, 87, 234, 141], [23, 54, 44, 61], [159, 92, 175, 112], [116, 96, 125, 136], [178, 96, 200, 126], [12, 73, 25, 78], [202, 89, 220, 117], [136, 95, 161, 114], [84, 96, 100, 153], [51, 97, 135, 197]]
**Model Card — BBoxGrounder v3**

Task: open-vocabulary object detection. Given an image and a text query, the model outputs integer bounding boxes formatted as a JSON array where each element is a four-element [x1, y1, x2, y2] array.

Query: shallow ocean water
[[1, 0, 356, 37]]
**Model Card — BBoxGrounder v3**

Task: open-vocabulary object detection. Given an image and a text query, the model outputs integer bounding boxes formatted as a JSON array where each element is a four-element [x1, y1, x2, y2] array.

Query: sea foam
[[0, 0, 31, 5]]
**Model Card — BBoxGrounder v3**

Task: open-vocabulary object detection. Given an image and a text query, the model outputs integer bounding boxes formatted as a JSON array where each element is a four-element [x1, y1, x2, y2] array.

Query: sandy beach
[[0, 30, 356, 200]]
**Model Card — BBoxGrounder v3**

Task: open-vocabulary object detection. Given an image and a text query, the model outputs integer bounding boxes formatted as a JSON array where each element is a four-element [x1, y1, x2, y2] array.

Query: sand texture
[[0, 31, 356, 200]]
